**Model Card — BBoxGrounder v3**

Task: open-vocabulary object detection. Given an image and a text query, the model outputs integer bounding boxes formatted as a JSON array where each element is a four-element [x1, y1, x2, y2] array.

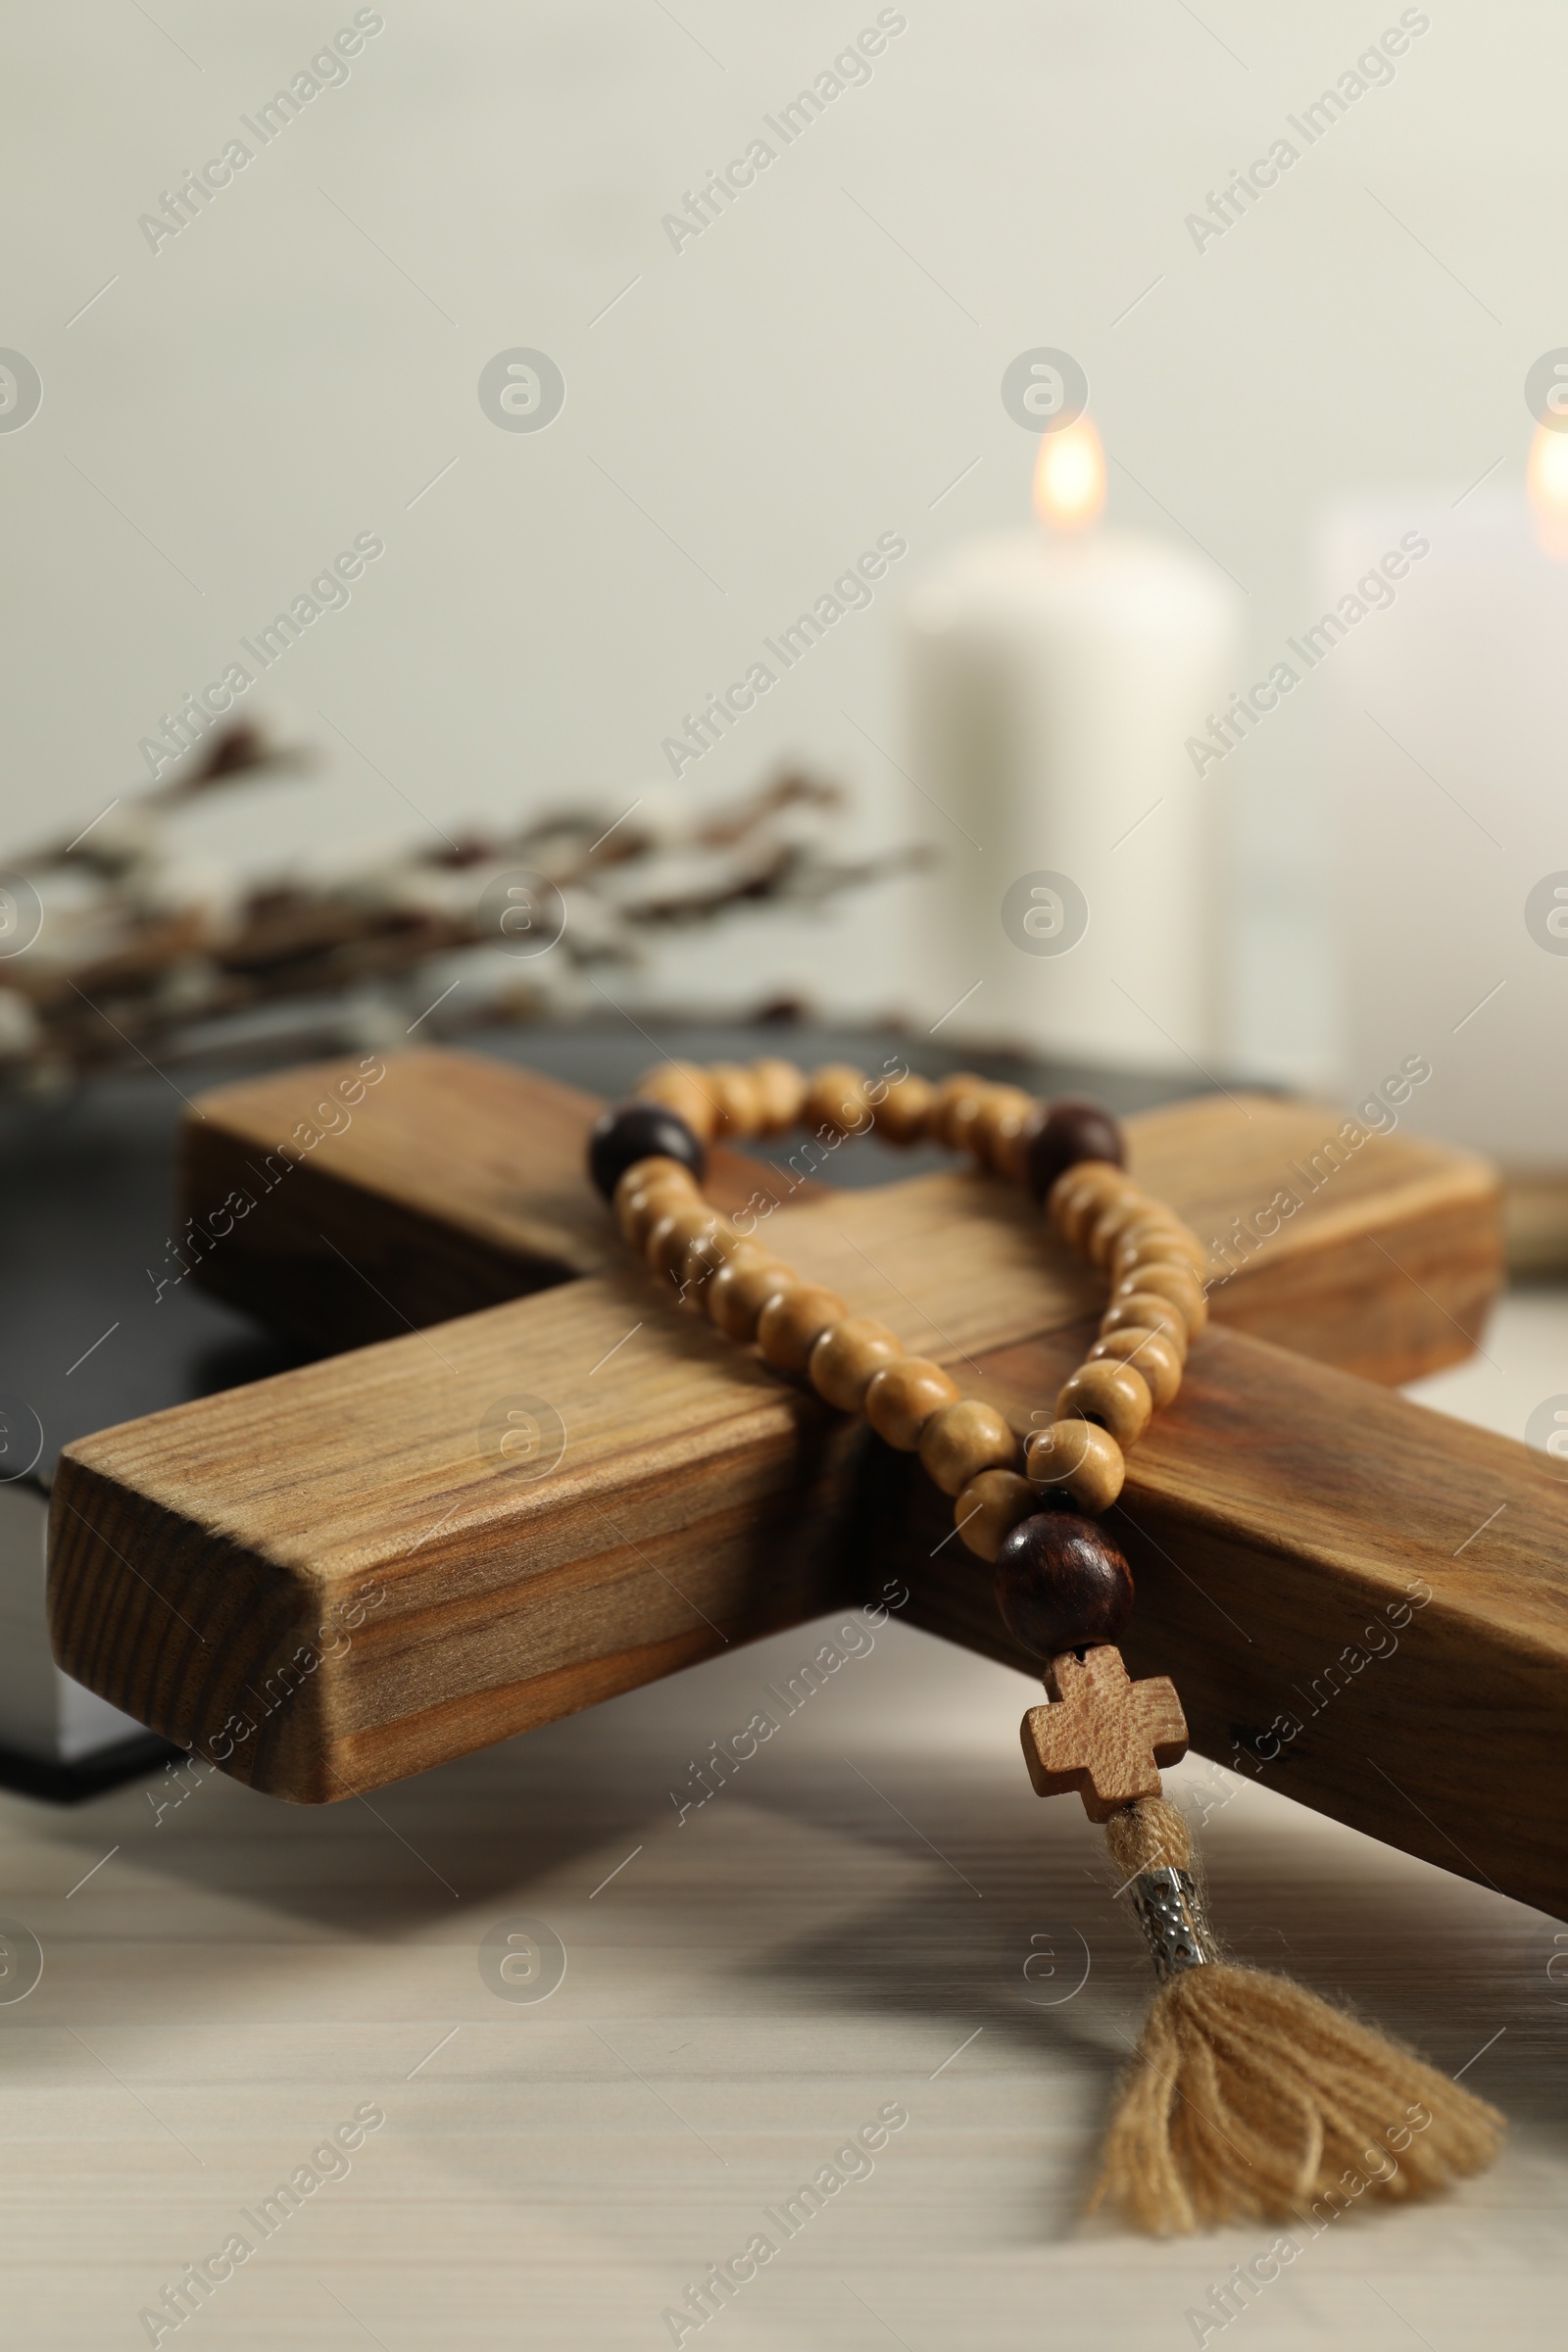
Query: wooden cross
[[1020, 1647, 1189, 1823], [43, 1047, 1568, 1918]]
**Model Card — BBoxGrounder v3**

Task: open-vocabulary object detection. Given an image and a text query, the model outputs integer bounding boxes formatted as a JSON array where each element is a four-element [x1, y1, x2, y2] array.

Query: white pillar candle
[[905, 423, 1241, 1071], [1323, 429, 1568, 1168]]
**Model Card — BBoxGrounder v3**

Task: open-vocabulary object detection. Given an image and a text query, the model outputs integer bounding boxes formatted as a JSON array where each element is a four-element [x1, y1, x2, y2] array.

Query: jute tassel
[[1088, 1794, 1504, 2235]]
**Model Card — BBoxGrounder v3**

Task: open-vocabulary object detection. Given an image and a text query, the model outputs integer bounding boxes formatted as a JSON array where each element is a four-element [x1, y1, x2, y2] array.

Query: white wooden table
[[4, 1295, 1566, 2350]]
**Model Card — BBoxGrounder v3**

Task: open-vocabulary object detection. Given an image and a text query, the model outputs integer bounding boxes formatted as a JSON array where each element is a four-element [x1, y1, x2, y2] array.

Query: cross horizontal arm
[[46, 1152, 1102, 1804], [175, 1050, 1498, 1383], [865, 1315, 1568, 1916]]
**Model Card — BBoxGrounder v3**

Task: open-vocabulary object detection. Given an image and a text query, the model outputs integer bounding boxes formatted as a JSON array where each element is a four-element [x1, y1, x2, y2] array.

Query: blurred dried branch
[[0, 726, 925, 1088]]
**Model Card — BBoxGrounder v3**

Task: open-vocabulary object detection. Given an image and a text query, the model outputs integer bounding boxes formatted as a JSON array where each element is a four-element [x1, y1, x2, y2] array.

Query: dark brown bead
[[1025, 1098, 1125, 1205], [588, 1101, 706, 1200], [993, 1511, 1134, 1660]]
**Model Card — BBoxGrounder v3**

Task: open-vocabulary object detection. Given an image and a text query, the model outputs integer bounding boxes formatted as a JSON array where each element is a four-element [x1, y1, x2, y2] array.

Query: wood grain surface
[[8, 1612, 1560, 2351], [50, 1051, 1559, 1928], [175, 1052, 824, 1349]]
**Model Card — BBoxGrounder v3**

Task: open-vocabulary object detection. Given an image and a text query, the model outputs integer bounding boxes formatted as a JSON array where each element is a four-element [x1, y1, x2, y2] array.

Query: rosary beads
[[584, 1055, 1504, 2235], [587, 1055, 1204, 1690]]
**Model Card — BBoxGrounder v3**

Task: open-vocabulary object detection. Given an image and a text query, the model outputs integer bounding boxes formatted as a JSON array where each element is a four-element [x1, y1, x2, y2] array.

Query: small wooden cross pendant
[[1020, 1645, 1189, 1823]]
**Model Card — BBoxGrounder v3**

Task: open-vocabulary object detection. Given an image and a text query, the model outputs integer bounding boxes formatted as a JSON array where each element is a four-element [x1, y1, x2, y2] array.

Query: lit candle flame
[[1033, 417, 1105, 531], [1528, 423, 1568, 561]]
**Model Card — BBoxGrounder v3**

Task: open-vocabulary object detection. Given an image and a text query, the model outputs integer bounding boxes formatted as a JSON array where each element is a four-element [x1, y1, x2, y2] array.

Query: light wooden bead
[[1112, 1216, 1205, 1279], [946, 1091, 990, 1160], [613, 1155, 695, 1234], [707, 1062, 762, 1138], [647, 1201, 717, 1287], [1025, 1419, 1125, 1513], [757, 1281, 848, 1372], [750, 1056, 807, 1135], [875, 1072, 936, 1144], [1047, 1158, 1127, 1216], [1086, 1190, 1157, 1267], [808, 1316, 903, 1412], [1090, 1326, 1183, 1409], [1050, 1163, 1139, 1250], [930, 1071, 988, 1151], [918, 1398, 1017, 1497], [1056, 1358, 1152, 1447], [1112, 1243, 1208, 1300], [613, 1152, 695, 1206], [863, 1356, 959, 1449], [707, 1247, 792, 1341], [1113, 1259, 1207, 1338], [1115, 1206, 1200, 1250], [1101, 1292, 1189, 1361], [804, 1063, 869, 1137], [696, 1218, 751, 1266], [972, 1087, 1038, 1181], [617, 1171, 700, 1251], [956, 1468, 1036, 1562], [684, 1221, 748, 1307], [636, 1061, 718, 1142]]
